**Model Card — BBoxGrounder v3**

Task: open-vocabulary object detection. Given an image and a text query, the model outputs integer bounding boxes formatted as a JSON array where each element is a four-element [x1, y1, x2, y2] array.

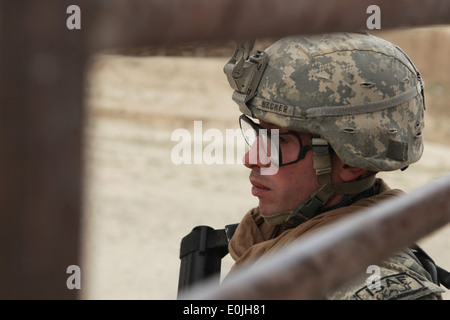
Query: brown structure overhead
[[91, 0, 450, 49]]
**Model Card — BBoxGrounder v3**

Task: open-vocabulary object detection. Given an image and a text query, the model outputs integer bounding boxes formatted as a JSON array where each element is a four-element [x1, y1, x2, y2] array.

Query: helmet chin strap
[[261, 136, 376, 227]]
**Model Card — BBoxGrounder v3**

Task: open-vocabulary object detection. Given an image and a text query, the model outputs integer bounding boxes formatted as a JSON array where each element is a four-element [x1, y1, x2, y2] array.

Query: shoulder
[[327, 249, 445, 300]]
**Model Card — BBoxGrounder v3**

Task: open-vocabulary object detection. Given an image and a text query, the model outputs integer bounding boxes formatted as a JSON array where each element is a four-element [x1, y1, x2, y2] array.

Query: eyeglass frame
[[239, 114, 311, 167]]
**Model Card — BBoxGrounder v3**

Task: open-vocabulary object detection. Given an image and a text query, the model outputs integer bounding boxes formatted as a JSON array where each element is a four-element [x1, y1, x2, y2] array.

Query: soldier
[[223, 32, 446, 300]]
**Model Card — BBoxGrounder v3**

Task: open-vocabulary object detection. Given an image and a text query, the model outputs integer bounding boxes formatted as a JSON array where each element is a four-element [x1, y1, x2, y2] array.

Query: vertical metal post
[[0, 0, 87, 299]]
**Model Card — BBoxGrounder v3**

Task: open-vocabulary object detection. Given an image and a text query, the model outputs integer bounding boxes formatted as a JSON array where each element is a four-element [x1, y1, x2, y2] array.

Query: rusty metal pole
[[91, 0, 450, 49], [0, 0, 88, 299], [181, 175, 450, 300]]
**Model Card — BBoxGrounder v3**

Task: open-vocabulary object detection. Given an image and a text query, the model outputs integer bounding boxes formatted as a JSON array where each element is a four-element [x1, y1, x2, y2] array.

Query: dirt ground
[[80, 28, 450, 300]]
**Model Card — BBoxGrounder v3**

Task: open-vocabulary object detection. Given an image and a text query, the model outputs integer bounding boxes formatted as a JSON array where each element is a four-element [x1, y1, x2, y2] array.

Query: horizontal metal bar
[[90, 0, 450, 50], [180, 174, 450, 300]]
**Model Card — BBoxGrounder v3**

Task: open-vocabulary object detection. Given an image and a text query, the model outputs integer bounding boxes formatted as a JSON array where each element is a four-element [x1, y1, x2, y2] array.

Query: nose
[[243, 137, 271, 169]]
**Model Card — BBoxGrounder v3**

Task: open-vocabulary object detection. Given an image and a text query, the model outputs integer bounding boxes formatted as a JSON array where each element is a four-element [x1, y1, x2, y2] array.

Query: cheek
[[277, 155, 317, 195]]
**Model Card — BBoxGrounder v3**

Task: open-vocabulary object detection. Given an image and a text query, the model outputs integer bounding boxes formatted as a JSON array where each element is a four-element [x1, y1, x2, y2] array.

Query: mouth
[[250, 177, 271, 197]]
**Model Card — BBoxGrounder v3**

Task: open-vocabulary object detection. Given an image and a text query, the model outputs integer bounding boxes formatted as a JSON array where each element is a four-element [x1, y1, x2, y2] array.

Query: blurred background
[[80, 26, 450, 299]]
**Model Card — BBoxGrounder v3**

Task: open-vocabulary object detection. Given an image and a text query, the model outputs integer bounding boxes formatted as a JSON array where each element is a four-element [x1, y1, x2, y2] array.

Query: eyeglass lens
[[239, 115, 305, 167]]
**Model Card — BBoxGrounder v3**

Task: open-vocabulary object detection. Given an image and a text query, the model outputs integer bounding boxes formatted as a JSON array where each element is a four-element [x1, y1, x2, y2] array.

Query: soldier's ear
[[338, 163, 367, 182], [332, 154, 367, 182]]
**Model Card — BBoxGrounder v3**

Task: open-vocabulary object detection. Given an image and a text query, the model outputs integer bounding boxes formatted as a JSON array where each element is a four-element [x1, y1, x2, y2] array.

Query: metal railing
[[0, 0, 449, 299]]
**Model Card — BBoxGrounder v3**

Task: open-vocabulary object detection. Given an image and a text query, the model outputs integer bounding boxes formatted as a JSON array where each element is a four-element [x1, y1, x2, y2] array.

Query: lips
[[250, 177, 271, 197]]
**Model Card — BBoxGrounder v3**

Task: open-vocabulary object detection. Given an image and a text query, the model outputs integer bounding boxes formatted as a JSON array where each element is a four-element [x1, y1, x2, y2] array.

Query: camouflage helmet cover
[[238, 33, 425, 172]]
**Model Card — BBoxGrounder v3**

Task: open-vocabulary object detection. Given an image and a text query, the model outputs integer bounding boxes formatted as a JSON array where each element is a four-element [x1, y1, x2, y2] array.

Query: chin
[[259, 201, 295, 217], [258, 204, 276, 216]]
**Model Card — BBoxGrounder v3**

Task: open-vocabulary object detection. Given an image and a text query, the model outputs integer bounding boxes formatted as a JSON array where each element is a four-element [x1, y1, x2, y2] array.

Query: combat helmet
[[224, 32, 426, 227]]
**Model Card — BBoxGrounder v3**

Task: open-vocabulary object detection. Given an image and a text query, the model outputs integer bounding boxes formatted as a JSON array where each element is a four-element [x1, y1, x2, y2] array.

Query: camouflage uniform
[[224, 33, 445, 299], [328, 249, 445, 300]]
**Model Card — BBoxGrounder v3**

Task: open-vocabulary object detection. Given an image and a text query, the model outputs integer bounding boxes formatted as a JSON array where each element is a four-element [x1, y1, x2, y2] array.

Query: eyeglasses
[[239, 114, 311, 167]]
